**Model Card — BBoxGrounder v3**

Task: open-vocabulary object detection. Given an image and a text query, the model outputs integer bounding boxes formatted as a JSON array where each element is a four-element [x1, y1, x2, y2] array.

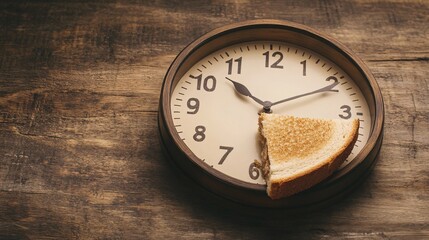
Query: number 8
[[193, 125, 206, 142]]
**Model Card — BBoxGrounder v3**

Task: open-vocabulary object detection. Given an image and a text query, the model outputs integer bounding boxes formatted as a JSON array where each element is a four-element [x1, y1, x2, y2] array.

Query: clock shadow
[[154, 123, 375, 236]]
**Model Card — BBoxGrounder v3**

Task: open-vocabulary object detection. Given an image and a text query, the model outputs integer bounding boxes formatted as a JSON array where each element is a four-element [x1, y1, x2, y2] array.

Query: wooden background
[[0, 1, 428, 239]]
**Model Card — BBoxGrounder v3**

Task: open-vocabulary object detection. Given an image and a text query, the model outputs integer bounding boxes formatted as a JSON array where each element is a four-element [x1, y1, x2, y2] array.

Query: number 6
[[249, 162, 261, 180]]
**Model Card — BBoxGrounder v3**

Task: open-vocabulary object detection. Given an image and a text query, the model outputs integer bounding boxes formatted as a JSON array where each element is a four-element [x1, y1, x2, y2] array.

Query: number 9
[[187, 98, 200, 114]]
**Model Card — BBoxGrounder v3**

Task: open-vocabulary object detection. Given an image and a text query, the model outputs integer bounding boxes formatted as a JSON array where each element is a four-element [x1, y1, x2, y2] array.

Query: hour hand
[[225, 77, 265, 106]]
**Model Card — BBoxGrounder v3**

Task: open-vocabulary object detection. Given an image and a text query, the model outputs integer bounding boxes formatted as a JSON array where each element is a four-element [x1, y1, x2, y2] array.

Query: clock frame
[[158, 19, 384, 209]]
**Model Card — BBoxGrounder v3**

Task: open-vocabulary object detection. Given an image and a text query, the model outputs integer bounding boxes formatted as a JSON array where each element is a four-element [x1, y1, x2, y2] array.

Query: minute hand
[[271, 81, 339, 107]]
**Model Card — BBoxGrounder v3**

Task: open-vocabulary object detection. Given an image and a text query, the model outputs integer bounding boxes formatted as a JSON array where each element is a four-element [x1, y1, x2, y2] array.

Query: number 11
[[226, 57, 242, 75]]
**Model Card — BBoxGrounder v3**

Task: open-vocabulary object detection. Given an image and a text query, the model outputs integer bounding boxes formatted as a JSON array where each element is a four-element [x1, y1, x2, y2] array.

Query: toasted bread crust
[[267, 119, 359, 199]]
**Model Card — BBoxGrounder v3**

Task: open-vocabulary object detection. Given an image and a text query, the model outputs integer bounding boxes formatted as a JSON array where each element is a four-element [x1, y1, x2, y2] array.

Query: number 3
[[339, 105, 352, 119]]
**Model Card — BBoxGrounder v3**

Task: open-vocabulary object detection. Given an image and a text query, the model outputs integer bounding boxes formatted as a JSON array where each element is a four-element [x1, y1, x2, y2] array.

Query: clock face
[[170, 41, 371, 185]]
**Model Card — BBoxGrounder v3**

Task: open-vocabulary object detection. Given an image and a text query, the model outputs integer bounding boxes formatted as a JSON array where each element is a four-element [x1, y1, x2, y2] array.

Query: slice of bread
[[258, 113, 359, 199]]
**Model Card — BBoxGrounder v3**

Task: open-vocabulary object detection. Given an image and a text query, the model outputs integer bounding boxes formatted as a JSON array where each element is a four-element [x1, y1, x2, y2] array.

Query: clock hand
[[225, 77, 268, 107], [270, 81, 339, 107]]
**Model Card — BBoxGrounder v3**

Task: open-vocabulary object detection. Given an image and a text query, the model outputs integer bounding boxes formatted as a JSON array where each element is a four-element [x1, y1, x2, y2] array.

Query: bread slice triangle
[[258, 113, 359, 199]]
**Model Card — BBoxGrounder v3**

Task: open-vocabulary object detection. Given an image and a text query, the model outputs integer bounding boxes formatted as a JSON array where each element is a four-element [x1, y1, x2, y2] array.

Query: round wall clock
[[158, 20, 384, 209]]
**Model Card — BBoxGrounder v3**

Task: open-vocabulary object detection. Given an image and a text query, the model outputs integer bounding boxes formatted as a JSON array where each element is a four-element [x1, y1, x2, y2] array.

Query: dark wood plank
[[0, 1, 428, 239]]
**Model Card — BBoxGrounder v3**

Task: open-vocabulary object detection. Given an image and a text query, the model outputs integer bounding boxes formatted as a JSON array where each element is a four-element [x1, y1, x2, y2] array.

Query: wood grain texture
[[0, 1, 428, 239]]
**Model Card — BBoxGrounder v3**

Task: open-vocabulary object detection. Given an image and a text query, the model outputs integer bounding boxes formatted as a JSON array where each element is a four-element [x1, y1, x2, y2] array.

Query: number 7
[[218, 146, 234, 165]]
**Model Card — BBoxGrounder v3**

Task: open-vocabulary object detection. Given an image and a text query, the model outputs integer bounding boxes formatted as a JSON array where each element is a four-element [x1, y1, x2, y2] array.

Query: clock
[[158, 20, 384, 209]]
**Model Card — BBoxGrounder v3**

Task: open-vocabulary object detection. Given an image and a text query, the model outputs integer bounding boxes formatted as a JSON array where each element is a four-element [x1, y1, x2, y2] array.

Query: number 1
[[300, 60, 306, 76]]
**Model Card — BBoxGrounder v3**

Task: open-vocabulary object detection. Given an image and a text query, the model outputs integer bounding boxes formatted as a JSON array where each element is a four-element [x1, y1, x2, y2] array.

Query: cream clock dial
[[158, 20, 384, 208], [170, 42, 370, 184]]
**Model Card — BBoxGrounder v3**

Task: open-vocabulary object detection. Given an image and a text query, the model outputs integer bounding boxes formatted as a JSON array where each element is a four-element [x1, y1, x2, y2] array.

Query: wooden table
[[1, 1, 428, 239]]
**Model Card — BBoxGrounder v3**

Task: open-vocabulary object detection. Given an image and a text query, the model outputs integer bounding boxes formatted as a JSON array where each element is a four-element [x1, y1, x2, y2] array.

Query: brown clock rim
[[159, 19, 384, 208]]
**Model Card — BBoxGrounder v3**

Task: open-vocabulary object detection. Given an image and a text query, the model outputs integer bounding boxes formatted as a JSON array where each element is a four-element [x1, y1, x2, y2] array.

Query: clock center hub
[[262, 101, 273, 113]]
